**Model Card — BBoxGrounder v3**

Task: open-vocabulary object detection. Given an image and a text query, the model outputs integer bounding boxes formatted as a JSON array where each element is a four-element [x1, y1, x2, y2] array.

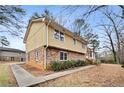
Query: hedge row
[[49, 60, 88, 71]]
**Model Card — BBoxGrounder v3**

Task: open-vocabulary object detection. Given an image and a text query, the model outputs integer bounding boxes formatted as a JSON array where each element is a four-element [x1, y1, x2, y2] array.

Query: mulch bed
[[20, 64, 54, 77]]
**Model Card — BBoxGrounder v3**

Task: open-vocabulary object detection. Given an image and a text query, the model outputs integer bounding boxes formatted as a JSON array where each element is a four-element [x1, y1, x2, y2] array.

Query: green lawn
[[0, 65, 10, 86], [0, 64, 17, 87]]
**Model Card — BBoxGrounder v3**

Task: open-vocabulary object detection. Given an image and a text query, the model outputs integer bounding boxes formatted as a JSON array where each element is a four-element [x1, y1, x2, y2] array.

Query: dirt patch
[[20, 64, 54, 77], [35, 64, 124, 87]]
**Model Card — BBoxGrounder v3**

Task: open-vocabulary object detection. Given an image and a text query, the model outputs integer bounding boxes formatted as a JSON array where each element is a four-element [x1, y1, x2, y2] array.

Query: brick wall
[[47, 47, 86, 63], [27, 47, 86, 70], [27, 46, 45, 70]]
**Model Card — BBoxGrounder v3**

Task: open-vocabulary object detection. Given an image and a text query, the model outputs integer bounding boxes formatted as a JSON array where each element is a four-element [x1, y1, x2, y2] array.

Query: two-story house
[[24, 17, 87, 70]]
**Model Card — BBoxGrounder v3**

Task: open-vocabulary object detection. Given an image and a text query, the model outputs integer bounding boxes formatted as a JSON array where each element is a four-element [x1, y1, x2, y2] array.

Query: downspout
[[44, 19, 51, 69]]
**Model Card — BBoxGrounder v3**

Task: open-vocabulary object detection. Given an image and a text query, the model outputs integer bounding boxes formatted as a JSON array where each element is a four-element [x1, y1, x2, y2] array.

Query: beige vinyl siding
[[48, 27, 87, 54], [26, 21, 46, 52]]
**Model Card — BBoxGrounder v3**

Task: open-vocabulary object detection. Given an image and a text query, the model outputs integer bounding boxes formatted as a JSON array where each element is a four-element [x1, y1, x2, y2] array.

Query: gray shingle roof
[[0, 47, 25, 53]]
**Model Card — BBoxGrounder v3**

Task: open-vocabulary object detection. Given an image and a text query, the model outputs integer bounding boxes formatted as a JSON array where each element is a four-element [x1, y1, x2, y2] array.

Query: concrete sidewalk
[[11, 64, 95, 87]]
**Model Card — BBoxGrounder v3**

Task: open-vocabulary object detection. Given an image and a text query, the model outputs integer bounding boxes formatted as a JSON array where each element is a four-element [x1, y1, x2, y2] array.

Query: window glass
[[73, 39, 76, 45], [54, 30, 60, 40], [64, 53, 67, 60], [54, 30, 64, 41], [60, 52, 63, 60], [60, 52, 68, 60], [60, 32, 64, 41]]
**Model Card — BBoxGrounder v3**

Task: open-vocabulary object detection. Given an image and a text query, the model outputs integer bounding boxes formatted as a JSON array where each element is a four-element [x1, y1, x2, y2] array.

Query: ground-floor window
[[60, 52, 68, 61]]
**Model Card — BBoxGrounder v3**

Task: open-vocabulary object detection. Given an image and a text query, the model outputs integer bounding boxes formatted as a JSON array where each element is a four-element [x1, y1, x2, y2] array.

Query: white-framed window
[[73, 39, 76, 45], [60, 52, 68, 61], [35, 51, 39, 61], [54, 29, 64, 41], [54, 30, 60, 40]]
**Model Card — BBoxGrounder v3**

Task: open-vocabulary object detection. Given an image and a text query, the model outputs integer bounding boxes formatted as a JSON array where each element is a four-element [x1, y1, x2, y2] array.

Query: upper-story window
[[73, 39, 76, 45], [60, 32, 64, 41], [54, 29, 64, 41], [54, 30, 60, 40]]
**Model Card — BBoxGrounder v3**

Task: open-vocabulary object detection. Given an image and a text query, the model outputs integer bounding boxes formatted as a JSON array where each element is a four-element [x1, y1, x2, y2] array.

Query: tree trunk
[[109, 34, 117, 63], [104, 12, 120, 64]]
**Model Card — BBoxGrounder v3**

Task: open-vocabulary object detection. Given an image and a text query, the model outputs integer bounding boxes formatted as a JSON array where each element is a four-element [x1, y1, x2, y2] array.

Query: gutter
[[44, 19, 51, 69]]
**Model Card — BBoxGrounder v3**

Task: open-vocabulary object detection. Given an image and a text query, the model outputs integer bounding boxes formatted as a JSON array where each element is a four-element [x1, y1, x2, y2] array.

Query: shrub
[[85, 58, 94, 65], [49, 60, 88, 71], [50, 61, 61, 71]]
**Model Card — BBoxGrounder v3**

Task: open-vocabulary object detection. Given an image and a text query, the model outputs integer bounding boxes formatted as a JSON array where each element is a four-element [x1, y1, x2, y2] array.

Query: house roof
[[44, 45, 86, 54], [24, 17, 87, 44], [0, 47, 25, 53]]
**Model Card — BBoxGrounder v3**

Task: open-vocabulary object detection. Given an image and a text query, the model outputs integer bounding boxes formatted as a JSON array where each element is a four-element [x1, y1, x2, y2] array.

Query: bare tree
[[102, 9, 124, 63], [0, 5, 26, 37], [31, 9, 55, 20], [0, 36, 10, 47], [99, 23, 117, 63], [72, 18, 99, 59]]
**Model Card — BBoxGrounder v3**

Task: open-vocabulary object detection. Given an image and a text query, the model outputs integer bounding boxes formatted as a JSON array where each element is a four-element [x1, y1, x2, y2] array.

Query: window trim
[[54, 29, 65, 41], [54, 30, 60, 40], [60, 32, 65, 41], [59, 51, 68, 61]]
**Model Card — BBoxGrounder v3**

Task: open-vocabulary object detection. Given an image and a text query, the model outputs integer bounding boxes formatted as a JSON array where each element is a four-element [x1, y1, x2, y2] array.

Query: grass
[[0, 64, 17, 87], [0, 65, 10, 86]]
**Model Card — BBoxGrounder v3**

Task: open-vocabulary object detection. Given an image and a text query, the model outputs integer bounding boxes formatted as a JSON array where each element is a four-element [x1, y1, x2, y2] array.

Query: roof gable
[[24, 17, 87, 44]]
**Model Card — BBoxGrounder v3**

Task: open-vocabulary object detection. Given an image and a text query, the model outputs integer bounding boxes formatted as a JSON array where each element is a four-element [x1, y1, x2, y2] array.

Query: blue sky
[[1, 5, 64, 50], [1, 5, 121, 51]]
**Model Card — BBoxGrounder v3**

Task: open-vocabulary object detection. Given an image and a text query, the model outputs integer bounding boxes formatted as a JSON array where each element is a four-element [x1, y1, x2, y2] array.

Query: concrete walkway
[[11, 64, 95, 87]]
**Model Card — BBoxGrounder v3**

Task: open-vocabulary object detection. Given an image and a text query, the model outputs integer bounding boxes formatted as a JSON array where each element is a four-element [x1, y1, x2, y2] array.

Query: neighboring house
[[86, 48, 96, 59], [24, 17, 87, 70], [0, 47, 26, 62], [86, 48, 93, 59]]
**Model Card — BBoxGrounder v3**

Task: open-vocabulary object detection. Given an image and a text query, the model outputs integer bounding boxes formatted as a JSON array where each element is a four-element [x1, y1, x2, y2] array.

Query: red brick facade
[[27, 47, 86, 69], [27, 46, 45, 69], [47, 47, 85, 63]]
